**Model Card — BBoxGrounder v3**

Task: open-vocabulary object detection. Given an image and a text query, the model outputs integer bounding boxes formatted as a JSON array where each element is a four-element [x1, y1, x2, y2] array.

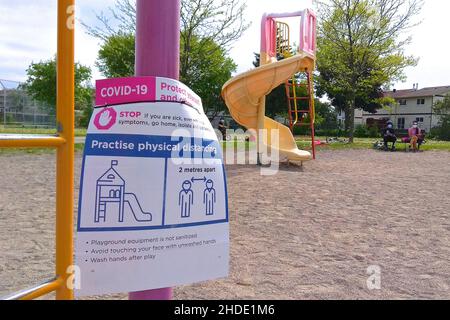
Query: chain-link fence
[[0, 79, 56, 129]]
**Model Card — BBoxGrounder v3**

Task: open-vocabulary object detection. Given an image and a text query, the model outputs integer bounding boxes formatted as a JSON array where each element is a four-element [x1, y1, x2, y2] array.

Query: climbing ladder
[[285, 73, 316, 159], [98, 203, 107, 222], [275, 21, 316, 159]]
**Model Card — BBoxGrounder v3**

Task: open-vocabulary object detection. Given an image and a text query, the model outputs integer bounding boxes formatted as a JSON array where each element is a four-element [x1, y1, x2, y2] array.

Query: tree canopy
[[96, 32, 135, 78], [316, 0, 422, 142], [95, 32, 236, 117], [87, 0, 246, 116], [23, 58, 93, 115], [83, 0, 249, 48], [180, 35, 236, 117]]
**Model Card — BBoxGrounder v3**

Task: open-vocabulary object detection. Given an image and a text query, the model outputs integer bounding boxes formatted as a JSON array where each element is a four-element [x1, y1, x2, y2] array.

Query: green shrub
[[431, 116, 450, 141], [77, 105, 93, 128], [354, 124, 368, 138], [367, 126, 380, 138]]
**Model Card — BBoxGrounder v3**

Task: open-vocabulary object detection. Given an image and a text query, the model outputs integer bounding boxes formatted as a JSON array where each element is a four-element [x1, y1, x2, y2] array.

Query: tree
[[96, 32, 135, 78], [179, 0, 249, 80], [82, 0, 249, 74], [83, 0, 249, 48], [432, 94, 450, 141], [180, 35, 236, 117], [316, 0, 422, 142], [315, 99, 338, 131], [95, 32, 236, 116], [23, 58, 93, 115], [90, 0, 244, 116]]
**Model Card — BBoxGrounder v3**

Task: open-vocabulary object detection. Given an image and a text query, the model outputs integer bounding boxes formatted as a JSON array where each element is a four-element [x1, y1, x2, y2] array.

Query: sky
[[0, 0, 449, 91]]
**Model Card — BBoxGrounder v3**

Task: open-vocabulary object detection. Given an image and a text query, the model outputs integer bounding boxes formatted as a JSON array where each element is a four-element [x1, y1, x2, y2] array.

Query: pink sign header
[[95, 76, 203, 112], [96, 77, 157, 106]]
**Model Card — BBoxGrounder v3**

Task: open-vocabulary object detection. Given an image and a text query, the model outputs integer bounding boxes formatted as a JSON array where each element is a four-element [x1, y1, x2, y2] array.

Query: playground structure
[[222, 9, 317, 161], [95, 161, 152, 224]]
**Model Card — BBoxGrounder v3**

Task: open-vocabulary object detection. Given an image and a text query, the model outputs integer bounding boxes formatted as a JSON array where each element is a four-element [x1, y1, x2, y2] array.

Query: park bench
[[396, 130, 425, 152], [374, 129, 426, 152], [394, 129, 426, 152]]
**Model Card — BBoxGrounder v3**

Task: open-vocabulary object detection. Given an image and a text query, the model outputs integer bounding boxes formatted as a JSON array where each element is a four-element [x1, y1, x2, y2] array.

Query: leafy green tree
[[316, 0, 422, 142], [23, 58, 93, 116], [86, 0, 247, 116], [314, 99, 338, 131], [180, 35, 236, 117], [95, 32, 236, 116], [432, 94, 450, 141], [83, 0, 249, 48], [97, 32, 135, 78]]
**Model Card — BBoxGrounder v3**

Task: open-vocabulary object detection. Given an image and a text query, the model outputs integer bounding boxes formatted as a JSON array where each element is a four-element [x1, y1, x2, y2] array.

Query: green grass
[[296, 136, 450, 152], [0, 143, 85, 155], [220, 136, 450, 153], [221, 140, 253, 151], [0, 126, 87, 137]]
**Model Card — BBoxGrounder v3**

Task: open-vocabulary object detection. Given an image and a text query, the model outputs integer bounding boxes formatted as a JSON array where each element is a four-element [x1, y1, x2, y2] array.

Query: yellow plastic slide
[[222, 53, 315, 162]]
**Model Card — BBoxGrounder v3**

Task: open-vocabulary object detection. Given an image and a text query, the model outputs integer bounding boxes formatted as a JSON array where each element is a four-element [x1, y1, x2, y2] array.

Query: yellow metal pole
[[55, 0, 75, 300], [0, 136, 66, 148]]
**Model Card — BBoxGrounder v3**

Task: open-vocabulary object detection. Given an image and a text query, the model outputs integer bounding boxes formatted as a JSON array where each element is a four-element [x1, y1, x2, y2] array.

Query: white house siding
[[353, 86, 450, 132], [336, 86, 449, 132], [360, 97, 434, 131]]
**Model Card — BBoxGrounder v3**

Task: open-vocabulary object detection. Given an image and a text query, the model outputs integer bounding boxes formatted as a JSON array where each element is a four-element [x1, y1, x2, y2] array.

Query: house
[[354, 84, 450, 131]]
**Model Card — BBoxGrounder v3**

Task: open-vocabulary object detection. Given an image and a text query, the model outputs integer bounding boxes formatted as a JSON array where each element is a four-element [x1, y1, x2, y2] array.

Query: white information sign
[[75, 77, 229, 297]]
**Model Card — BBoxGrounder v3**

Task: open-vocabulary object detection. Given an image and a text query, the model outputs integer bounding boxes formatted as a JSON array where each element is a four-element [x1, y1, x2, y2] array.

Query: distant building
[[354, 84, 450, 131]]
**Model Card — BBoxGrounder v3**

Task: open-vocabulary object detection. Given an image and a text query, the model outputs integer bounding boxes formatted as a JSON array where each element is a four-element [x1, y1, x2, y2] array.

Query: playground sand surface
[[1, 149, 449, 299]]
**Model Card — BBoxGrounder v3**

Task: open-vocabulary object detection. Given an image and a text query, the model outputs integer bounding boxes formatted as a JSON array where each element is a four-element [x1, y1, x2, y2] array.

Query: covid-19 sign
[[75, 77, 229, 297]]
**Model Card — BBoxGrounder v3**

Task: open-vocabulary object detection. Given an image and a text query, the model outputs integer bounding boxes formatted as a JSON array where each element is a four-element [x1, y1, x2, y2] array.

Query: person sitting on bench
[[382, 120, 397, 151], [408, 121, 424, 152]]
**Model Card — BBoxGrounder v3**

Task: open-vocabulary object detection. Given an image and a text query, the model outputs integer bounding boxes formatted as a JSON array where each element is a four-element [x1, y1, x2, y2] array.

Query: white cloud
[[0, 0, 115, 82], [0, 1, 56, 81]]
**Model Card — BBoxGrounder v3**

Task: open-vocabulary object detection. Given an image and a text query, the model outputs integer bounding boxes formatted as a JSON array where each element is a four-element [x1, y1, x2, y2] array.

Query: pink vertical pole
[[129, 0, 180, 300], [135, 0, 180, 79]]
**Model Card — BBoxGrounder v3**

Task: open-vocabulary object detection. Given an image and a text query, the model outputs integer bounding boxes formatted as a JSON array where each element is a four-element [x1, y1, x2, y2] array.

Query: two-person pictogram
[[178, 177, 216, 218]]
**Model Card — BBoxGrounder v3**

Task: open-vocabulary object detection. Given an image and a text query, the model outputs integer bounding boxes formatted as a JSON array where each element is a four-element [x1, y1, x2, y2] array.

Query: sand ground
[[1, 149, 449, 299]]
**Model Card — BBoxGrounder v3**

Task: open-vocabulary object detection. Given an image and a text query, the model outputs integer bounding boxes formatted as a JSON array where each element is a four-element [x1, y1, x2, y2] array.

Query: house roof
[[97, 167, 125, 186], [385, 86, 450, 99]]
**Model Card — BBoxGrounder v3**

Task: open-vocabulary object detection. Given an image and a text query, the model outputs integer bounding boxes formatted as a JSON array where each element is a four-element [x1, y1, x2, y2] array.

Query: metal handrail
[[2, 278, 61, 300], [0, 0, 75, 300]]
